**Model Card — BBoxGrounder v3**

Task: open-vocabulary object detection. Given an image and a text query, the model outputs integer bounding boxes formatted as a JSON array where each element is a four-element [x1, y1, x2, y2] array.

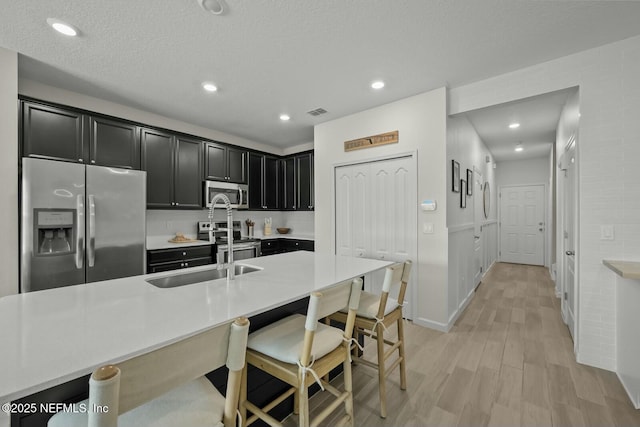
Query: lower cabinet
[[261, 239, 314, 256], [147, 246, 214, 273]]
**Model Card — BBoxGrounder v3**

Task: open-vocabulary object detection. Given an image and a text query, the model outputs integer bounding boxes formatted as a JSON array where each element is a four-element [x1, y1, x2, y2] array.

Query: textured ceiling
[[1, 1, 640, 148], [463, 88, 575, 162]]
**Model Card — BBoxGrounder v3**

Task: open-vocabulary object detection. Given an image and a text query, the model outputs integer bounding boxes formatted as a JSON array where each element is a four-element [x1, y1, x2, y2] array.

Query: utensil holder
[[248, 225, 254, 237]]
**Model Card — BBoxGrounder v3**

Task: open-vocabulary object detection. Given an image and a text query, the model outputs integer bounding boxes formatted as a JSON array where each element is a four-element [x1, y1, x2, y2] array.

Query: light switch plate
[[601, 225, 614, 240], [423, 222, 434, 234]]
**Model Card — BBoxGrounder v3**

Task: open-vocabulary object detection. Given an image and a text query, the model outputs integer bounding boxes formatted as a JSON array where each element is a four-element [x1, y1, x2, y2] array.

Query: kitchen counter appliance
[[204, 181, 247, 209], [21, 158, 146, 292], [198, 220, 261, 262]]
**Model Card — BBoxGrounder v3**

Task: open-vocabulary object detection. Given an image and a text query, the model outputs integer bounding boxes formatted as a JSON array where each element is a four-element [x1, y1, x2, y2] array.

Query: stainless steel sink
[[147, 264, 261, 288]]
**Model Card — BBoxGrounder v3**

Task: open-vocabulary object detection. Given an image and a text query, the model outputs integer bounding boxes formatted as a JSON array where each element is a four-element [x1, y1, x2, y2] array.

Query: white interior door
[[334, 156, 416, 319], [562, 141, 577, 339], [473, 167, 484, 287], [500, 185, 545, 266]]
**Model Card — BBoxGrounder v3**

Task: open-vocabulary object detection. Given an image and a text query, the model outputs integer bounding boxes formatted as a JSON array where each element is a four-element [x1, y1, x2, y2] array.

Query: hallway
[[297, 263, 640, 426]]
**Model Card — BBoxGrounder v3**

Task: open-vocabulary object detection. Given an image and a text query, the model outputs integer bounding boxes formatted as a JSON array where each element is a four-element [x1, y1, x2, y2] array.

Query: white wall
[[495, 156, 550, 189], [314, 88, 448, 329], [18, 79, 284, 156], [447, 115, 497, 327], [0, 48, 18, 298], [449, 35, 640, 371]]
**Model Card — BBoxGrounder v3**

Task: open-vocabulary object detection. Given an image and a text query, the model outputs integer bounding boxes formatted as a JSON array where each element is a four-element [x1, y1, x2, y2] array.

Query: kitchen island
[[0, 251, 392, 407]]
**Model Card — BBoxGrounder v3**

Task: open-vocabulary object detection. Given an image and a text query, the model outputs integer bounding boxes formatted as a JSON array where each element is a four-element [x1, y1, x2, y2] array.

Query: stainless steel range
[[198, 221, 261, 263]]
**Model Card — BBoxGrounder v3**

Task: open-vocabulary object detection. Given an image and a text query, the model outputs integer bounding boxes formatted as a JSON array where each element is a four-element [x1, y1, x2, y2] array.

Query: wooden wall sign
[[344, 130, 399, 152]]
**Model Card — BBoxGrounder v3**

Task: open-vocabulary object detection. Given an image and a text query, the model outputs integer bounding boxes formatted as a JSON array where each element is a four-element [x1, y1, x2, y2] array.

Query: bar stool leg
[[376, 323, 387, 418], [239, 363, 248, 427], [398, 317, 407, 390], [299, 377, 310, 427], [343, 356, 354, 427]]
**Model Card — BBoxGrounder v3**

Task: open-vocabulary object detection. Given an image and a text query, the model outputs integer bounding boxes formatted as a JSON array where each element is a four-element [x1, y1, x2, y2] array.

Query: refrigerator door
[[86, 165, 146, 282], [21, 158, 86, 292]]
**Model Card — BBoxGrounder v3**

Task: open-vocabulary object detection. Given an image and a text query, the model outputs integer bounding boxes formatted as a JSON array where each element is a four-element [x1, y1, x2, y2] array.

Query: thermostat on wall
[[421, 200, 437, 211]]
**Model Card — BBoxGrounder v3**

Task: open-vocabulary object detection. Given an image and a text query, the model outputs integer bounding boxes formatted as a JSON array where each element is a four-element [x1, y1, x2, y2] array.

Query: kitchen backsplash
[[146, 210, 314, 238]]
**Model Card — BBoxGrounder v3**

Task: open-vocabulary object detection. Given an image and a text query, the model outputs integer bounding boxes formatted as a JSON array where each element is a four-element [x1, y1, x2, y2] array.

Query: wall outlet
[[601, 225, 614, 240], [423, 222, 434, 234]]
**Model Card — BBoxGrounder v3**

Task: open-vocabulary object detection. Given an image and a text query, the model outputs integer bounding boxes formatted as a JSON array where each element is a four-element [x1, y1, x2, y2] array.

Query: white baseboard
[[576, 352, 616, 372], [617, 372, 640, 409], [413, 317, 450, 332]]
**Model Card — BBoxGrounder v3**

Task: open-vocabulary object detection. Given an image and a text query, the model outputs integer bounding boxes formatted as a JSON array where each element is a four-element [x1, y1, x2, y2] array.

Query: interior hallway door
[[334, 156, 416, 319], [561, 138, 577, 339], [499, 184, 545, 265]]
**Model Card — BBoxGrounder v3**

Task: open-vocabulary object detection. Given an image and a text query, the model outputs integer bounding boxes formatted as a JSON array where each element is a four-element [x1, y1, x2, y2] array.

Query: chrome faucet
[[208, 193, 235, 281]]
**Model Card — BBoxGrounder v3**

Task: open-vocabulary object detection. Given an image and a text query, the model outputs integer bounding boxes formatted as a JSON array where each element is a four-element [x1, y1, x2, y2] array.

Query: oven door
[[218, 243, 260, 263]]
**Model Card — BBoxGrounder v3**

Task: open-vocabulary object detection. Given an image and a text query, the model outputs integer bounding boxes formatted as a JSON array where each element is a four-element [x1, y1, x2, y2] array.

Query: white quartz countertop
[[146, 235, 212, 250], [0, 252, 390, 402]]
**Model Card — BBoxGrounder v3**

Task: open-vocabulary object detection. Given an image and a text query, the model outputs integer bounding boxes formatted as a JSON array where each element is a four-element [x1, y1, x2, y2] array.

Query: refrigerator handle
[[88, 195, 96, 267], [76, 195, 85, 269]]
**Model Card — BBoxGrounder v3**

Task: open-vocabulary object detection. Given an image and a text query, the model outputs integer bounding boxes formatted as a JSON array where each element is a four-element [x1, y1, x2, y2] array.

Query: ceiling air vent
[[307, 108, 328, 116]]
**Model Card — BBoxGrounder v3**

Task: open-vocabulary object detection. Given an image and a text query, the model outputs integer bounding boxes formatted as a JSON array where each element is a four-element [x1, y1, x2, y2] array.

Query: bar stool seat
[[341, 292, 398, 319], [248, 314, 344, 364], [49, 377, 226, 427]]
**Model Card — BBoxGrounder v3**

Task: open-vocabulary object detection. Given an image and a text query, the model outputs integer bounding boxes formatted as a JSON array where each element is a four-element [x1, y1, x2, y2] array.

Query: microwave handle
[[239, 188, 245, 207]]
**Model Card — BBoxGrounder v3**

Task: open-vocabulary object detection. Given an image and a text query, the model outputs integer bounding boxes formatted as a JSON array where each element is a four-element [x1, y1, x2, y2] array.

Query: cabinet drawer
[[147, 257, 212, 273], [261, 239, 280, 251], [281, 239, 314, 252], [147, 245, 213, 264]]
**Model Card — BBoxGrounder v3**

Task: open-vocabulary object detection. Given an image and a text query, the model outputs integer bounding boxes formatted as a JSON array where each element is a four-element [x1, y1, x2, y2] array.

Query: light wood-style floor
[[284, 262, 640, 426]]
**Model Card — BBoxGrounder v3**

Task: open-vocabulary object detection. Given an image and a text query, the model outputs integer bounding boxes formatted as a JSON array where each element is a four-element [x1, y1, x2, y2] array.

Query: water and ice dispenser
[[34, 209, 74, 255]]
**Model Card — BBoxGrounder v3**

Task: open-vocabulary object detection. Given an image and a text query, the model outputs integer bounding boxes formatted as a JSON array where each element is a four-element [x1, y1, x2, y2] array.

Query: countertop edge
[[603, 259, 640, 280]]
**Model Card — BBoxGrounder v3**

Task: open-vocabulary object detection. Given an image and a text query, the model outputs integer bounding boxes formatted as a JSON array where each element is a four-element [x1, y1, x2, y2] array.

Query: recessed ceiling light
[[202, 82, 218, 92], [509, 122, 520, 129], [279, 114, 291, 121], [515, 142, 524, 152], [47, 18, 78, 36], [371, 81, 385, 90]]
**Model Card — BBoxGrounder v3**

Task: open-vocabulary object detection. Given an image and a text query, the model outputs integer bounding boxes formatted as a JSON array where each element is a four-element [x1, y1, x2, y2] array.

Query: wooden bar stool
[[240, 278, 362, 427], [329, 260, 412, 418], [48, 317, 250, 427]]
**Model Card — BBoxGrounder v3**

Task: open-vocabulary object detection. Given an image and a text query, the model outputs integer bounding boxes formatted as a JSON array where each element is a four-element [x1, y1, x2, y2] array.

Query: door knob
[[566, 250, 575, 256], [539, 228, 544, 231]]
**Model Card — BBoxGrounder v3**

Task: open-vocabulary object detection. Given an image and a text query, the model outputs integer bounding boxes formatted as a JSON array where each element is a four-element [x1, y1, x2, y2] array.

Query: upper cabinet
[[248, 152, 280, 210], [280, 152, 314, 211], [204, 142, 247, 184], [22, 101, 140, 169], [89, 116, 140, 169], [22, 101, 86, 163], [141, 128, 202, 209]]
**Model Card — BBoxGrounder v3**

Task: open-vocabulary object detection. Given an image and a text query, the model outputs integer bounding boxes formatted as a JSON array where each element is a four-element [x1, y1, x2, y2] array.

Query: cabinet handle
[[90, 160, 96, 164], [78, 158, 83, 162], [182, 252, 187, 256], [180, 262, 185, 267], [175, 202, 180, 206], [184, 262, 189, 267]]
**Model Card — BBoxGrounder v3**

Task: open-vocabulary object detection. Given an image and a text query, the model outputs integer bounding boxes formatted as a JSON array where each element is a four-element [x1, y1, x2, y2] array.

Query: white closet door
[[335, 156, 416, 319]]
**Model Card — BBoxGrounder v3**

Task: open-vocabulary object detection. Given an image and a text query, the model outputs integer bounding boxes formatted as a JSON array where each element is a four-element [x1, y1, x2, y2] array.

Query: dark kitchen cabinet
[[282, 157, 296, 210], [280, 152, 314, 211], [22, 101, 86, 163], [296, 153, 314, 210], [89, 116, 140, 169], [147, 245, 213, 273], [260, 239, 281, 256], [141, 128, 202, 209], [281, 239, 315, 252], [204, 142, 247, 183], [248, 152, 280, 210], [22, 101, 141, 170]]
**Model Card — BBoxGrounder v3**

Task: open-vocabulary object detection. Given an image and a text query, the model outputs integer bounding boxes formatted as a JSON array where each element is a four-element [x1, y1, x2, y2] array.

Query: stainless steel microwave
[[204, 181, 248, 209]]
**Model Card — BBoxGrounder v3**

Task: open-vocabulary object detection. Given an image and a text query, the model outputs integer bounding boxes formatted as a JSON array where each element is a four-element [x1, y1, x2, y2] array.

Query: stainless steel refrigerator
[[21, 158, 146, 292]]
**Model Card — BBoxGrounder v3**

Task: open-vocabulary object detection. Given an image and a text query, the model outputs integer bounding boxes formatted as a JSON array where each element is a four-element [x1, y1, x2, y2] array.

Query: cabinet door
[[174, 137, 202, 208], [22, 101, 86, 163], [264, 156, 280, 209], [227, 147, 248, 183], [282, 157, 296, 210], [89, 116, 140, 169], [248, 152, 264, 209], [297, 153, 313, 210], [204, 142, 227, 181], [141, 128, 174, 208]]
